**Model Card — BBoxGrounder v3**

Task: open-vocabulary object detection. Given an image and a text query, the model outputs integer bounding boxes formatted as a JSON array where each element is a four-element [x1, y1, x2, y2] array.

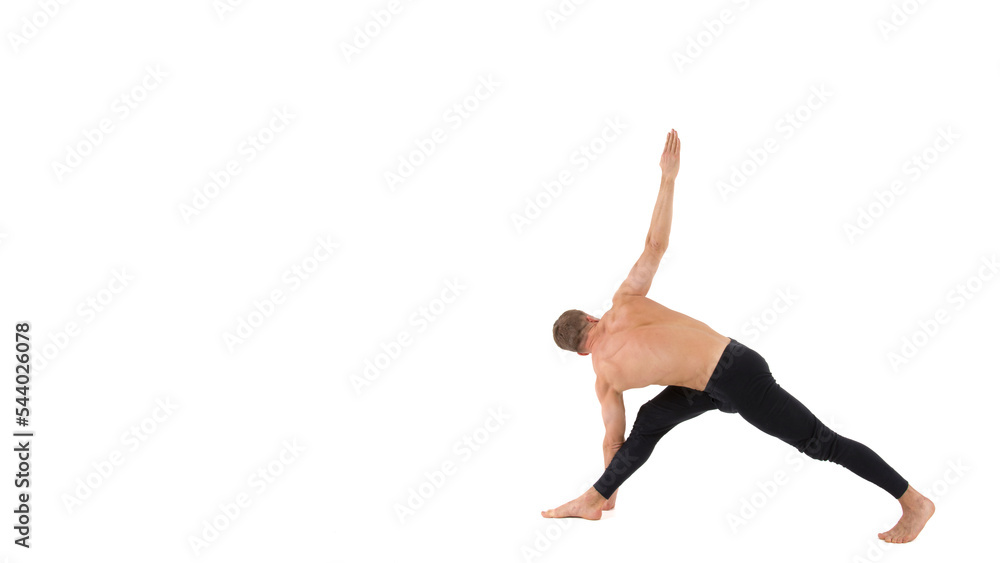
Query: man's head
[[552, 309, 600, 355]]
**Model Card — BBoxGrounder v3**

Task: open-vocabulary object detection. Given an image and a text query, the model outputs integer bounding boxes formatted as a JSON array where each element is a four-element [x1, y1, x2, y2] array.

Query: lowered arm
[[596, 379, 626, 508]]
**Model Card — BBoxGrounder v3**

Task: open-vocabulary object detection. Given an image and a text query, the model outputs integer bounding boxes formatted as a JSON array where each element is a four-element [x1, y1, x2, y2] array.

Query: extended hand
[[659, 129, 681, 181]]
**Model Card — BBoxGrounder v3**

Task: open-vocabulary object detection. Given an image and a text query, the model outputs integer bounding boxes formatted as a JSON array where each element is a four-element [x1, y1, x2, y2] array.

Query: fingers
[[664, 129, 680, 154], [663, 129, 681, 164]]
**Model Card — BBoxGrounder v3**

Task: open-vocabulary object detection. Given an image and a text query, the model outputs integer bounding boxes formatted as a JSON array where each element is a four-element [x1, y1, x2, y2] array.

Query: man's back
[[591, 294, 730, 393]]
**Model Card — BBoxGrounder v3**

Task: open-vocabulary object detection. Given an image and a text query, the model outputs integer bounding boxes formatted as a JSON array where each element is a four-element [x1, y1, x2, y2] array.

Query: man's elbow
[[603, 435, 625, 450], [646, 238, 668, 254]]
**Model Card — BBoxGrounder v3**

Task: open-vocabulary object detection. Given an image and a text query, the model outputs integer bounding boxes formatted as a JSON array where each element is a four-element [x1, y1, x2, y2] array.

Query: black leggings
[[594, 338, 909, 500]]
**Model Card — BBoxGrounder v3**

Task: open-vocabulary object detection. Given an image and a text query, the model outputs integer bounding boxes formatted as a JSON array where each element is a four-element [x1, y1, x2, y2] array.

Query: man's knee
[[632, 403, 666, 435], [634, 399, 706, 438], [799, 422, 839, 461]]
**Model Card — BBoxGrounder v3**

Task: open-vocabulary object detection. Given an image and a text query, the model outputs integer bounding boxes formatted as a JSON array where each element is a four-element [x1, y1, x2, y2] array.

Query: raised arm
[[613, 130, 680, 303]]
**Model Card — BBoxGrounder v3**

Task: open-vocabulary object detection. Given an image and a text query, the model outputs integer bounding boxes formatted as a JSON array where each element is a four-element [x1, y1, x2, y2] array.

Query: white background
[[1, 0, 998, 561]]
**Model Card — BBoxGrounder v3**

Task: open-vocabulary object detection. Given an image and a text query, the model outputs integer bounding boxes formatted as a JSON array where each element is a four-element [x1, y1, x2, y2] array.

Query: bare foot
[[602, 490, 617, 511], [541, 488, 605, 520], [878, 486, 935, 543]]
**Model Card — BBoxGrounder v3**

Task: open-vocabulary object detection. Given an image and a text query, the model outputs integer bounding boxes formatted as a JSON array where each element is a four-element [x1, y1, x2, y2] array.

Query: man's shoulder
[[593, 369, 623, 398], [609, 293, 664, 313]]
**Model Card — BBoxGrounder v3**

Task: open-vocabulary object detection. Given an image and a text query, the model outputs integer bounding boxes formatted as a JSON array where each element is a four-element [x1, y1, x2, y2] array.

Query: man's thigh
[[734, 376, 823, 452], [635, 386, 718, 434]]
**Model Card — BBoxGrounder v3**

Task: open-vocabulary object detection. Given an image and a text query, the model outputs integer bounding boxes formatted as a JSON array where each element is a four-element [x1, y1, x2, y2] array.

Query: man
[[540, 130, 934, 544]]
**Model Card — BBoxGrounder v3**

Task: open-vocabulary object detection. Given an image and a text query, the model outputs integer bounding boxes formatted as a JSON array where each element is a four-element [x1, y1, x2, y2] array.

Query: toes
[[880, 529, 901, 543]]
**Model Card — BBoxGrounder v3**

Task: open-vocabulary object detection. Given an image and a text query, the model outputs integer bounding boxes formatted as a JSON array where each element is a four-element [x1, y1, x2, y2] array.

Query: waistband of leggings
[[709, 337, 744, 382]]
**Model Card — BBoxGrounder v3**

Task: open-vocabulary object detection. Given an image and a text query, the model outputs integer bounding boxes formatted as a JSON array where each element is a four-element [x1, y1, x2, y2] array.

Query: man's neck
[[584, 323, 601, 352]]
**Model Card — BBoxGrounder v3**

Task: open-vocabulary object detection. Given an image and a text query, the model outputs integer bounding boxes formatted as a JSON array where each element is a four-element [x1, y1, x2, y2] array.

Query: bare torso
[[590, 295, 731, 393]]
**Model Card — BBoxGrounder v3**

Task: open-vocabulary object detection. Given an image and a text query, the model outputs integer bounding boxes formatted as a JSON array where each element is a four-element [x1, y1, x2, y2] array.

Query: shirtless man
[[540, 130, 935, 544]]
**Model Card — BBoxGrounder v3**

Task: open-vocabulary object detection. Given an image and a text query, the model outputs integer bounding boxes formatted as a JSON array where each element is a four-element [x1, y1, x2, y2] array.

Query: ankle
[[584, 487, 606, 507], [898, 486, 925, 509]]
